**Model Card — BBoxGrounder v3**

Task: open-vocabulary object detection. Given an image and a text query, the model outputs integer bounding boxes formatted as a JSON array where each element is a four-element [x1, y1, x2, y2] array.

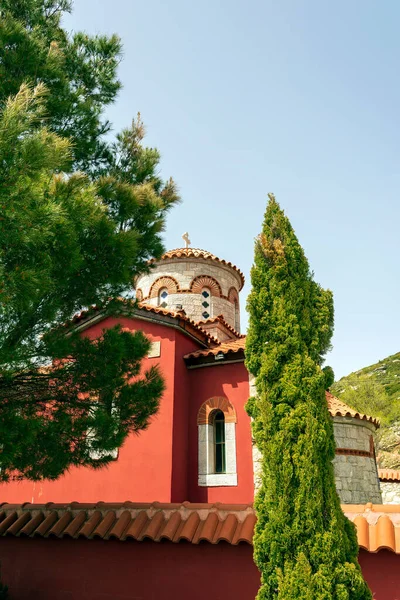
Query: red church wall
[[188, 362, 254, 504], [0, 316, 199, 505], [0, 538, 398, 600], [0, 538, 259, 600], [358, 550, 400, 600], [170, 333, 198, 502]]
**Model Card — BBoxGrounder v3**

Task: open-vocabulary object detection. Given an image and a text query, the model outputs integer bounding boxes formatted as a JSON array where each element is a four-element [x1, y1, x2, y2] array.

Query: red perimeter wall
[[0, 539, 398, 600]]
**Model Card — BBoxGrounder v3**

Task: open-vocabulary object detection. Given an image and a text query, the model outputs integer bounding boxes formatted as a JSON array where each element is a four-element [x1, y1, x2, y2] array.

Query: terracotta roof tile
[[1, 502, 398, 552], [68, 299, 219, 347], [184, 338, 246, 360], [150, 248, 245, 290], [378, 469, 400, 482], [0, 502, 254, 546], [326, 391, 379, 427], [197, 315, 245, 339], [344, 504, 400, 553]]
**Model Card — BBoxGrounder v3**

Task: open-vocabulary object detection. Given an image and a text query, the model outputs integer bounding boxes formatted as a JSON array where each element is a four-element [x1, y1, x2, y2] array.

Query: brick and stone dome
[[135, 248, 244, 332]]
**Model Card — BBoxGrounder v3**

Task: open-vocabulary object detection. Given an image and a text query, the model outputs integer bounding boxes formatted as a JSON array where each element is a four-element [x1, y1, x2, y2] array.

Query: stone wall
[[136, 258, 241, 330], [334, 455, 381, 504], [380, 482, 400, 504], [333, 417, 382, 504]]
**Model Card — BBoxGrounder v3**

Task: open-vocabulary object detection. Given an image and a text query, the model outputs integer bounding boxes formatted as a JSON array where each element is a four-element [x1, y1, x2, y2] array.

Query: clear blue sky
[[64, 1, 400, 380]]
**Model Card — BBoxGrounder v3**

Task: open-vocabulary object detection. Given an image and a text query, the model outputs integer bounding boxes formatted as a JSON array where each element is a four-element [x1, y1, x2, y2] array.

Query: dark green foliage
[[0, 0, 120, 173], [0, 0, 180, 479], [323, 366, 335, 390], [245, 195, 371, 599], [0, 582, 7, 600]]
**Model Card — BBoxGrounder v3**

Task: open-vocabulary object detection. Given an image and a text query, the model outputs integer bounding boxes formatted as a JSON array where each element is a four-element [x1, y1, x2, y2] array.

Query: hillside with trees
[[332, 352, 400, 469]]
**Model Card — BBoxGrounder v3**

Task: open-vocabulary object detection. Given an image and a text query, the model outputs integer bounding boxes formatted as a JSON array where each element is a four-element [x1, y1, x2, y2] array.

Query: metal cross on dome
[[182, 232, 191, 248]]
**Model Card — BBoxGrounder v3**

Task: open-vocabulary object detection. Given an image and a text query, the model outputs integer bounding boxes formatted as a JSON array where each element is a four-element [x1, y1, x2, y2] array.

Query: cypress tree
[[246, 195, 371, 600]]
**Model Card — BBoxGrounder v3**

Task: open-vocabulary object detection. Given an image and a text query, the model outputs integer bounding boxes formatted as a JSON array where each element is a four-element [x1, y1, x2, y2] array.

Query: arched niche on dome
[[190, 275, 222, 298], [149, 276, 180, 299]]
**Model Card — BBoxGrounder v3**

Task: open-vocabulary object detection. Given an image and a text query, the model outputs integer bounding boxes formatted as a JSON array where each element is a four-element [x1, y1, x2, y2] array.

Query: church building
[[0, 246, 399, 600]]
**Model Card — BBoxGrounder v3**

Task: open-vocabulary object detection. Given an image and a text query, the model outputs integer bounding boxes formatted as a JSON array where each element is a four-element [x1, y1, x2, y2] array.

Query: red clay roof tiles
[[197, 315, 245, 339], [184, 338, 246, 359], [345, 504, 400, 553], [326, 391, 379, 427], [378, 469, 400, 482], [0, 502, 399, 552], [68, 299, 219, 346]]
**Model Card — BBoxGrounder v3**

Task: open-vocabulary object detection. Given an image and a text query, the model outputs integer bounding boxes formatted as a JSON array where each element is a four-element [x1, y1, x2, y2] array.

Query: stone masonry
[[136, 257, 241, 331], [380, 482, 400, 504]]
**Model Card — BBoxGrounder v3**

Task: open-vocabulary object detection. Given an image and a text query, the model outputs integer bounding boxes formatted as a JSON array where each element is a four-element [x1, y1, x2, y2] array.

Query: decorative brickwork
[[228, 286, 239, 304], [149, 276, 180, 299], [190, 275, 222, 297], [135, 249, 242, 329], [197, 397, 237, 425]]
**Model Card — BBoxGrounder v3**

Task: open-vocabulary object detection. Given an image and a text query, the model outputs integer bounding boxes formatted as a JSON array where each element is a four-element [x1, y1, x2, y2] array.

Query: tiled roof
[[136, 303, 219, 344], [0, 502, 255, 545], [378, 469, 400, 482], [150, 248, 245, 290], [68, 299, 219, 346], [184, 338, 246, 359], [326, 391, 379, 427], [345, 503, 400, 553], [1, 502, 399, 553], [197, 315, 245, 339]]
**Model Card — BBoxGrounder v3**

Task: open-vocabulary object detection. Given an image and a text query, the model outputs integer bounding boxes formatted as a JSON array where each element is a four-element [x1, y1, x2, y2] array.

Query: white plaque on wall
[[148, 341, 161, 358]]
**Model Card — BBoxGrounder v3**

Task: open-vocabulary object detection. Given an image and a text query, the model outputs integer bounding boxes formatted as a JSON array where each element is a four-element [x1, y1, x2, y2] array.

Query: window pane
[[216, 444, 223, 473], [202, 290, 210, 298], [215, 420, 224, 443]]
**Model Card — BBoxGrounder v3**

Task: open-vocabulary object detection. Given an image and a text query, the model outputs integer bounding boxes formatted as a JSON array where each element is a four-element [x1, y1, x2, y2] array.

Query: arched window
[[197, 397, 237, 487], [158, 287, 168, 308], [201, 287, 211, 320], [234, 299, 240, 332], [213, 410, 226, 473]]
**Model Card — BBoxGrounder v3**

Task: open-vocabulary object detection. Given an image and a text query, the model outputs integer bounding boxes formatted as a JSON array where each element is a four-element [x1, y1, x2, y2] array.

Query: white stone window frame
[[198, 399, 238, 487]]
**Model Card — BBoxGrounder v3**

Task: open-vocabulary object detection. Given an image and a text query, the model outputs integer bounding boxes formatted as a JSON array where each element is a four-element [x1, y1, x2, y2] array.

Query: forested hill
[[331, 352, 400, 469]]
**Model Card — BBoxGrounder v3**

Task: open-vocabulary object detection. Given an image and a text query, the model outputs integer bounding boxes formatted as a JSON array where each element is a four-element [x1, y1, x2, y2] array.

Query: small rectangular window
[[214, 413, 226, 473]]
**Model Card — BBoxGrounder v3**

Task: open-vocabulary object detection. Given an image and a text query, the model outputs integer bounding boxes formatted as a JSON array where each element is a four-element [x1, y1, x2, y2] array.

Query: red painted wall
[[0, 314, 255, 506], [0, 538, 398, 600], [188, 362, 254, 504], [0, 538, 260, 600], [0, 316, 199, 504], [358, 550, 400, 600]]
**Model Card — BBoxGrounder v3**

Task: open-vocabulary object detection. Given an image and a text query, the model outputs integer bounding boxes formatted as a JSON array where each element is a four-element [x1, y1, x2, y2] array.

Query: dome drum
[[135, 249, 242, 331]]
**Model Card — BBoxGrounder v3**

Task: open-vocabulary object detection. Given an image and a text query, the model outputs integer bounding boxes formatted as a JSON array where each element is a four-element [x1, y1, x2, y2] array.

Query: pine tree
[[246, 195, 371, 599], [0, 0, 180, 479], [0, 0, 120, 173]]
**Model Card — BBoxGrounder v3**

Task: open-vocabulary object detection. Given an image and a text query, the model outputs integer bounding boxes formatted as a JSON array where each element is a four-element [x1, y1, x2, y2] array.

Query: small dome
[[135, 248, 243, 332]]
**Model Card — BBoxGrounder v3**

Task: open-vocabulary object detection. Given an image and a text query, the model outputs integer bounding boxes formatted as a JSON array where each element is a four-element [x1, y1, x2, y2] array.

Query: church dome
[[135, 247, 244, 332]]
